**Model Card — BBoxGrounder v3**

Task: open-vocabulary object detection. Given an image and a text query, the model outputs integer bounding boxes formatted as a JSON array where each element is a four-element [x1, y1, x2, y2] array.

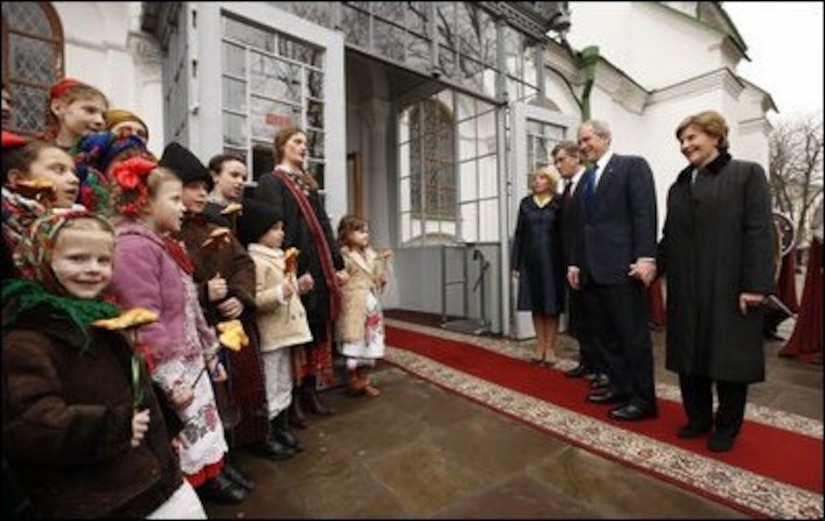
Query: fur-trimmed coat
[[2, 304, 183, 518], [335, 246, 384, 343], [247, 243, 313, 351]]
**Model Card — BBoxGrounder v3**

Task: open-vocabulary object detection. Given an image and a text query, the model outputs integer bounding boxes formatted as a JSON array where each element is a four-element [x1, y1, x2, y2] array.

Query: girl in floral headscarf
[[107, 156, 248, 505], [2, 210, 207, 518]]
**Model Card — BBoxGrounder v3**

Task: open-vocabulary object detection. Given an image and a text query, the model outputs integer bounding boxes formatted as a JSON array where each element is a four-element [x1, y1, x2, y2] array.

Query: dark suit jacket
[[570, 153, 657, 285]]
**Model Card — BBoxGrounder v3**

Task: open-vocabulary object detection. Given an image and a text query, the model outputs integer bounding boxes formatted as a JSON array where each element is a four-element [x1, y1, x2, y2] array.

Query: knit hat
[[105, 109, 149, 141], [235, 198, 283, 247], [158, 142, 213, 191]]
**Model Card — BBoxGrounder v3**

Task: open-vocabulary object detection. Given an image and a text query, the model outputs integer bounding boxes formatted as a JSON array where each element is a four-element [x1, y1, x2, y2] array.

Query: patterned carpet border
[[384, 318, 824, 439], [383, 344, 824, 519]]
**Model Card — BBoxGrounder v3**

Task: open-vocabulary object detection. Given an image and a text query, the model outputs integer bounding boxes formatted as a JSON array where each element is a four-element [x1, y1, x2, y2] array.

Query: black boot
[[249, 433, 298, 461], [198, 474, 247, 504], [272, 411, 302, 452], [301, 376, 334, 416], [289, 388, 308, 429]]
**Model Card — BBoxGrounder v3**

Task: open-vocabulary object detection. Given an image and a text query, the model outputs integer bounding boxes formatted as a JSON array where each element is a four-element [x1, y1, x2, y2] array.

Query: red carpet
[[385, 324, 823, 515]]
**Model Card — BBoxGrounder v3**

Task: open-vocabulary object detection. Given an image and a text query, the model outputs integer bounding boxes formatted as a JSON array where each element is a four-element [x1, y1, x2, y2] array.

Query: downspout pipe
[[579, 45, 599, 120]]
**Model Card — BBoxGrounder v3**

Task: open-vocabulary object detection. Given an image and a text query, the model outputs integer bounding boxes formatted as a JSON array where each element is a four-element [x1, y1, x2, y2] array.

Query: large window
[[220, 14, 327, 186], [398, 89, 501, 245], [1, 1, 64, 135]]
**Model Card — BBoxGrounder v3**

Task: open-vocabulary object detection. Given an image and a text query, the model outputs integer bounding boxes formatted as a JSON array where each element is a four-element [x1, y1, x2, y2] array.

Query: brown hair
[[272, 126, 318, 190], [44, 82, 109, 141], [2, 139, 59, 185], [552, 140, 580, 160], [208, 152, 246, 176], [337, 214, 369, 247], [675, 110, 729, 152]]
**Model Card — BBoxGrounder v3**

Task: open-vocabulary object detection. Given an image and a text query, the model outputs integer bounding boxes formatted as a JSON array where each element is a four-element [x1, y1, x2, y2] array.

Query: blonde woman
[[512, 165, 566, 366]]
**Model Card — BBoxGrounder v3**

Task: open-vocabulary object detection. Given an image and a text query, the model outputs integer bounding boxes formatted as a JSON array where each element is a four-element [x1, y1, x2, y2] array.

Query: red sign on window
[[265, 113, 293, 128]]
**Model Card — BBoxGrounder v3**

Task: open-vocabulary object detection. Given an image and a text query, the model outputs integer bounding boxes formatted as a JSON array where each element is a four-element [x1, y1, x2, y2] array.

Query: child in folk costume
[[2, 131, 82, 277], [42, 78, 108, 151], [335, 215, 392, 397], [107, 156, 248, 505], [237, 198, 314, 460], [158, 142, 270, 481], [2, 210, 207, 518]]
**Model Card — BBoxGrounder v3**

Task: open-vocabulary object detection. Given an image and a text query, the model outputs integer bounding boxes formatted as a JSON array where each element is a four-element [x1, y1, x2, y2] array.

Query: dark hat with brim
[[236, 198, 283, 247], [159, 142, 213, 191]]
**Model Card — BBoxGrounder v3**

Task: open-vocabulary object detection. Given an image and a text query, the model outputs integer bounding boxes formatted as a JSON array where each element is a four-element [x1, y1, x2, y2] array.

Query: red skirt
[[780, 239, 822, 363]]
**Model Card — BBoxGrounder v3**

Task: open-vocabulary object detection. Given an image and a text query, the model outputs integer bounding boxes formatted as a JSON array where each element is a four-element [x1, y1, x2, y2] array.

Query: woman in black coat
[[254, 126, 346, 421], [658, 110, 773, 452]]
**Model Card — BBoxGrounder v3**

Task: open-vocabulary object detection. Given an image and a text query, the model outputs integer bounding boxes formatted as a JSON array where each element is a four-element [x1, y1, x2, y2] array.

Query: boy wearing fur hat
[[237, 198, 313, 461], [158, 143, 281, 471]]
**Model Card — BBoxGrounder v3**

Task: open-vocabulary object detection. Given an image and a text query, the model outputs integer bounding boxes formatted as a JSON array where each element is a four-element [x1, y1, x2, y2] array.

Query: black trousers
[[678, 373, 748, 437], [582, 280, 656, 408], [566, 286, 606, 373]]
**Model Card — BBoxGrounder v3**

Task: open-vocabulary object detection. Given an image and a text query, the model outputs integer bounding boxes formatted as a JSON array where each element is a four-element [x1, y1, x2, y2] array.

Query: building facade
[[2, 1, 775, 338]]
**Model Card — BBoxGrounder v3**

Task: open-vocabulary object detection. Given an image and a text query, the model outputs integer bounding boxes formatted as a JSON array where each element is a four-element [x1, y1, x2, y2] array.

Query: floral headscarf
[[3, 209, 121, 350]]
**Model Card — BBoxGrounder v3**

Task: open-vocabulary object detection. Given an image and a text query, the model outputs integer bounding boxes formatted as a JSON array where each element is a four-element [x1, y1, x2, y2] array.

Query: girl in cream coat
[[335, 215, 391, 397]]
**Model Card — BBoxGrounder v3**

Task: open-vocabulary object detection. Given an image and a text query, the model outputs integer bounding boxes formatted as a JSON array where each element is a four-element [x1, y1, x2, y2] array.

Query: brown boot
[[347, 369, 367, 396]]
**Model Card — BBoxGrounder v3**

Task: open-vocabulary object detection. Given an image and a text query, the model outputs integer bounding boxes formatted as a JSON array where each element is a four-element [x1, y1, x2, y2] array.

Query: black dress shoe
[[676, 422, 712, 439], [586, 390, 627, 405], [609, 403, 658, 421], [565, 364, 590, 378], [589, 374, 610, 389], [250, 437, 299, 461], [707, 431, 737, 452], [199, 474, 247, 504], [222, 463, 255, 491]]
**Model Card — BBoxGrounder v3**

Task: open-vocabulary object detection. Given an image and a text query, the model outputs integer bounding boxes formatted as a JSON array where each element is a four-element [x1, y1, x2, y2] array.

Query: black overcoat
[[658, 153, 773, 382]]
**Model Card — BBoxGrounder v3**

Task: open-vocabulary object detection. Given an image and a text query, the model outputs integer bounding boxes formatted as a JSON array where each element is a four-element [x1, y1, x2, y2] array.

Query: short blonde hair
[[530, 165, 559, 194], [675, 110, 729, 152]]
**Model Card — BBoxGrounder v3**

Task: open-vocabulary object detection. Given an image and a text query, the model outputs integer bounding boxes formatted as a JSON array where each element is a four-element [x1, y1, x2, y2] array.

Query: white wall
[[54, 2, 164, 156], [567, 2, 737, 91]]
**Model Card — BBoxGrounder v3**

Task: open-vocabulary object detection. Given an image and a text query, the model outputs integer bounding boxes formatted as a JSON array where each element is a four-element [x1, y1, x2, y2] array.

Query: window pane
[[250, 97, 301, 141], [523, 42, 538, 88], [435, 2, 455, 49], [223, 16, 274, 52], [478, 154, 497, 198], [374, 19, 405, 62], [341, 5, 370, 48], [307, 161, 325, 188], [459, 160, 477, 202], [4, 3, 53, 37], [10, 35, 55, 84], [438, 45, 456, 79], [306, 100, 324, 128], [278, 34, 324, 68], [457, 119, 476, 162], [458, 56, 484, 93], [479, 199, 499, 241], [13, 83, 49, 134], [223, 112, 247, 147], [306, 70, 323, 99], [399, 143, 410, 177], [222, 42, 246, 77], [222, 77, 247, 112], [307, 130, 325, 159], [400, 176, 410, 211], [373, 2, 405, 24], [477, 109, 496, 154], [460, 202, 478, 242], [503, 26, 522, 78], [456, 93, 477, 122], [399, 109, 410, 143], [276, 3, 333, 30], [406, 2, 429, 36], [250, 53, 301, 102], [406, 34, 430, 74]]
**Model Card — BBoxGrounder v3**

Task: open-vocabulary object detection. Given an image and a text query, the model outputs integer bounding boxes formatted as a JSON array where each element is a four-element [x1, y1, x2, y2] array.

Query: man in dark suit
[[553, 141, 606, 384], [567, 120, 659, 421]]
